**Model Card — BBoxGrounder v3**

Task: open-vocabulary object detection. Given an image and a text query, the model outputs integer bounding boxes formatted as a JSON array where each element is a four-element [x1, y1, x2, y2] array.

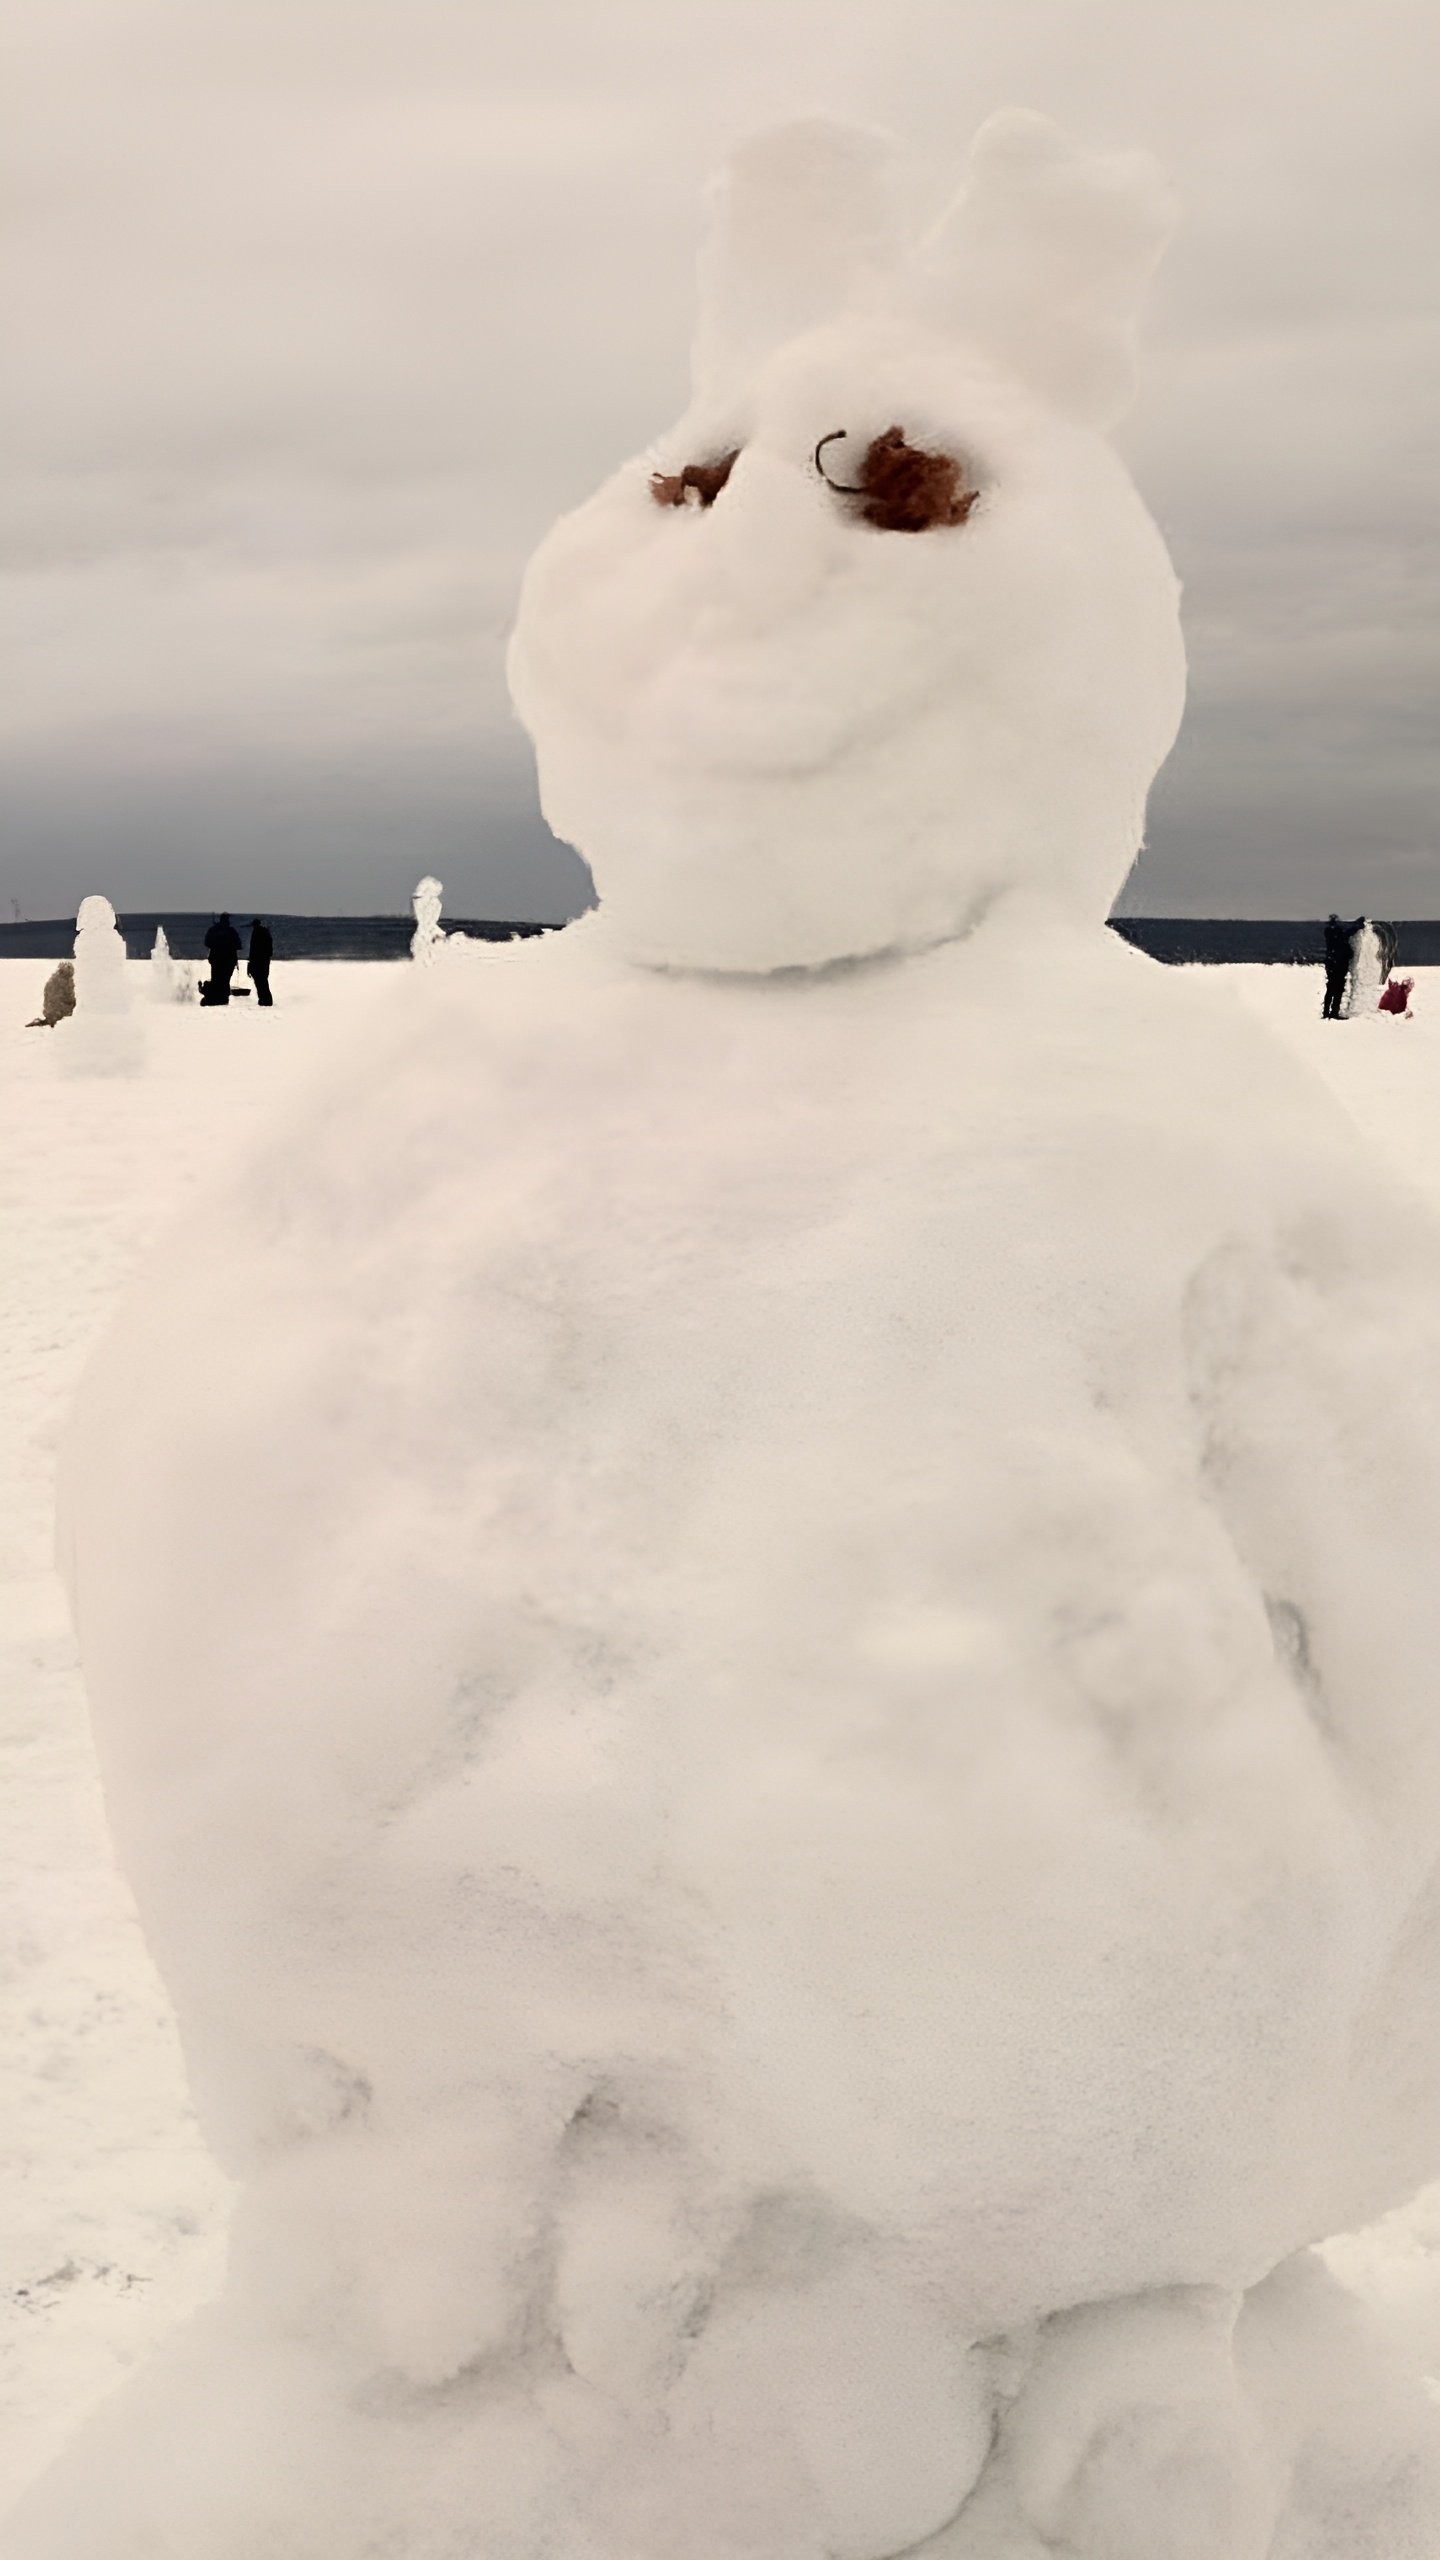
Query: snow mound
[[508, 111, 1184, 974], [17, 112, 1440, 2560], [148, 926, 194, 1006], [149, 926, 175, 1002]]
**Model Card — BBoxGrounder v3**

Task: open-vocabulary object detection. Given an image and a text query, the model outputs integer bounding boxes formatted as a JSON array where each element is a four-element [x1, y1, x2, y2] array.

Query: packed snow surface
[[0, 962, 383, 2506], [11, 103, 1440, 2560]]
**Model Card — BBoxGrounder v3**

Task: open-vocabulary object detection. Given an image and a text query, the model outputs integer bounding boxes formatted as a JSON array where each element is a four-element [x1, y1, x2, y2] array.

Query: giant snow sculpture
[[19, 112, 1440, 2560]]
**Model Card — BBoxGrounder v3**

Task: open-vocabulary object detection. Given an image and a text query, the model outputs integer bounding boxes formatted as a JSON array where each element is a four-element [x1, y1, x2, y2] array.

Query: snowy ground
[[0, 959, 390, 2506], [4, 950, 1440, 2512]]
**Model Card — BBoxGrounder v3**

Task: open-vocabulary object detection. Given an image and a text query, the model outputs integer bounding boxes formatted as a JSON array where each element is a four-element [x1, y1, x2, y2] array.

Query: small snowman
[[1348, 916, 1385, 1015], [25, 114, 1440, 2560], [411, 872, 446, 963], [65, 892, 142, 1073]]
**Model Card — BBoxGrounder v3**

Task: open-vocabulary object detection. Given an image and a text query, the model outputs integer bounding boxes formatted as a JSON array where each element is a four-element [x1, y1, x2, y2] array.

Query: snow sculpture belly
[[37, 915, 1440, 2560], [22, 105, 1440, 2560]]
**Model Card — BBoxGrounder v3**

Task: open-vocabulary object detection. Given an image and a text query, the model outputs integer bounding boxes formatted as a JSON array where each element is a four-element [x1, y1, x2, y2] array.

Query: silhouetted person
[[248, 917, 274, 1007], [1376, 920, 1399, 982], [1322, 912, 1362, 1019], [202, 912, 241, 1006]]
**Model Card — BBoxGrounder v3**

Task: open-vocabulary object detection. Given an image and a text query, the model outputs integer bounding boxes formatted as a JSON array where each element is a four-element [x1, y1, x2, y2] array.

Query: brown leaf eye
[[650, 448, 741, 509], [814, 427, 979, 533]]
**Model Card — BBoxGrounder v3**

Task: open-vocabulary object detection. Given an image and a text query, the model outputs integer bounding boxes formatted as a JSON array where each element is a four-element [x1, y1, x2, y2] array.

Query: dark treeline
[[3, 912, 1437, 968], [0, 913, 555, 963], [1109, 918, 1438, 967]]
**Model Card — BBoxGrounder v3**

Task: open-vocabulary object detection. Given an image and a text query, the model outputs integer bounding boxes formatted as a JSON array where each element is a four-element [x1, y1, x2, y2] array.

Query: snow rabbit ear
[[692, 117, 906, 403], [919, 110, 1178, 426]]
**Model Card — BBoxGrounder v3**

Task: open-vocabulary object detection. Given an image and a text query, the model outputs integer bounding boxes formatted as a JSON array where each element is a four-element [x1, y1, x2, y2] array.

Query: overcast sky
[[4, 0, 1437, 923]]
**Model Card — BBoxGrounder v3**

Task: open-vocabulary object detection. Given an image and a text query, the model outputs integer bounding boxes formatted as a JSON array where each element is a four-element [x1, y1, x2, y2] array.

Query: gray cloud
[[3, 0, 1437, 921]]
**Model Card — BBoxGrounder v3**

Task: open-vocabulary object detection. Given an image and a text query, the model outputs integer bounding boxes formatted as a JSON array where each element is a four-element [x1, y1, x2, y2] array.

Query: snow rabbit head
[[509, 112, 1187, 974]]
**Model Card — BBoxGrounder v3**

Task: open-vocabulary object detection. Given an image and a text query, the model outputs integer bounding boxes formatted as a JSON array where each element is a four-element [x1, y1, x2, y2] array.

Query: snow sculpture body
[[411, 872, 446, 962], [66, 893, 140, 1073], [21, 112, 1440, 2560]]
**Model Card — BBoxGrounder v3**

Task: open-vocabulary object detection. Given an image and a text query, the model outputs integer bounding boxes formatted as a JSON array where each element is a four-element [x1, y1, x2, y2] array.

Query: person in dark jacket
[[248, 917, 274, 1007], [1322, 912, 1362, 1019], [202, 913, 242, 1006]]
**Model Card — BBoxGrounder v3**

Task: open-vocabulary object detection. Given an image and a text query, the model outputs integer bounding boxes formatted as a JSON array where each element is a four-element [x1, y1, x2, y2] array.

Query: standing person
[[248, 917, 274, 1007], [202, 912, 242, 1006], [1322, 912, 1361, 1020]]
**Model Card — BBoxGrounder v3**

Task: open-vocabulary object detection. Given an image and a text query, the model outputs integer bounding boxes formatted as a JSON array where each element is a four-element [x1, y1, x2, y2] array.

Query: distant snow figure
[[148, 924, 184, 1004], [26, 958, 75, 1028], [201, 912, 242, 1005], [248, 917, 274, 1007], [411, 874, 446, 963], [150, 924, 173, 999], [1348, 917, 1384, 1016], [67, 894, 141, 1074], [1321, 912, 1360, 1019]]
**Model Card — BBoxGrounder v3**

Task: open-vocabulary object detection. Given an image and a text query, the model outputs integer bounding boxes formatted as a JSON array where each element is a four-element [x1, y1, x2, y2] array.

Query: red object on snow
[[1379, 977, 1415, 1014]]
